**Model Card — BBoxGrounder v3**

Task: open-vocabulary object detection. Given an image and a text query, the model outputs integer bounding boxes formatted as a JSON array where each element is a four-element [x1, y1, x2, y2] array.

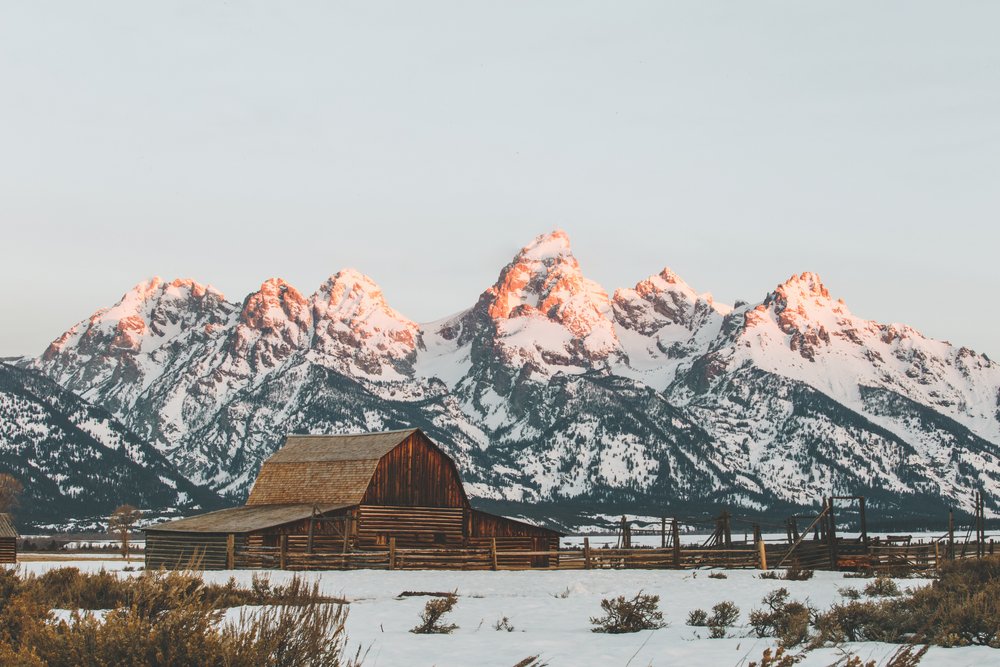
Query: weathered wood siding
[[0, 537, 15, 563], [145, 532, 233, 570], [357, 505, 464, 548], [361, 432, 467, 508]]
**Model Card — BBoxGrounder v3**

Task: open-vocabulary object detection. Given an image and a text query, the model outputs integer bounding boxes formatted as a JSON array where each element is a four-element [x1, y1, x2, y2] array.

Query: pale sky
[[1, 1, 998, 358]]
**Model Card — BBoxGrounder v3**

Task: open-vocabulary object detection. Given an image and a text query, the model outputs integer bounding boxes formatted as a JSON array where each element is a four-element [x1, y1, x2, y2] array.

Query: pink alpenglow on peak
[[310, 269, 419, 373], [471, 229, 622, 370], [515, 229, 574, 262]]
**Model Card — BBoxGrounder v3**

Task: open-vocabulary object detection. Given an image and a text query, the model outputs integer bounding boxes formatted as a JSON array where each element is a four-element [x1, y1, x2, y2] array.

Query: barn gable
[[246, 428, 468, 508]]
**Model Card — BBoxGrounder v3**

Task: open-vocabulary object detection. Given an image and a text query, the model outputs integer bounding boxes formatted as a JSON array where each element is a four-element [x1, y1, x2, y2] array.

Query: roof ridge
[[287, 428, 418, 438]]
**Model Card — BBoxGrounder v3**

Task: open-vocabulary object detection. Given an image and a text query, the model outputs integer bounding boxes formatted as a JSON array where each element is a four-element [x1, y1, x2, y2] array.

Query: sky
[[1, 1, 998, 358]]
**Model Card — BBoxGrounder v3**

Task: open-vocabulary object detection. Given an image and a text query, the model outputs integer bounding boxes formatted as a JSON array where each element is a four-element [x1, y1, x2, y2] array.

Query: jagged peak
[[516, 229, 574, 263], [317, 268, 383, 298], [313, 268, 416, 328], [240, 278, 311, 329], [775, 272, 831, 300]]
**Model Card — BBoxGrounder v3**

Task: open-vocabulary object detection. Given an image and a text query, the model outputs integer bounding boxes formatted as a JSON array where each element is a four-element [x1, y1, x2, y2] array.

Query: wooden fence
[[231, 536, 994, 572]]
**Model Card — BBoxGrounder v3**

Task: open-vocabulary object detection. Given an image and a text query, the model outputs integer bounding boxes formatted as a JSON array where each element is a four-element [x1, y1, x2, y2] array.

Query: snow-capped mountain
[[22, 231, 1000, 522], [0, 362, 223, 524]]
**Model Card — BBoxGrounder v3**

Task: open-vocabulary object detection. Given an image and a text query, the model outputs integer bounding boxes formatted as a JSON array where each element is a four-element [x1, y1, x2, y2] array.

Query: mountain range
[[7, 230, 999, 527]]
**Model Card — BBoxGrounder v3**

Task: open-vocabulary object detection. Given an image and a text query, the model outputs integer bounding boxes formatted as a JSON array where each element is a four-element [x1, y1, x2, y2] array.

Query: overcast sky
[[1, 1, 998, 359]]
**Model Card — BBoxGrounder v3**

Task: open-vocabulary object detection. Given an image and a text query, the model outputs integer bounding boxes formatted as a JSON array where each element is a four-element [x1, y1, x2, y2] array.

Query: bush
[[410, 594, 458, 634], [709, 600, 740, 627], [707, 572, 727, 579], [748, 646, 799, 667], [864, 576, 902, 598], [590, 592, 666, 634], [812, 557, 1000, 648], [694, 600, 741, 639], [748, 588, 811, 648], [759, 568, 813, 581], [686, 608, 708, 626], [837, 586, 862, 600], [0, 568, 361, 666]]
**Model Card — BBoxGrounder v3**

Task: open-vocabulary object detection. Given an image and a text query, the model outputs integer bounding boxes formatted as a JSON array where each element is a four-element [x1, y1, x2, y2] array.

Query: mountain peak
[[517, 229, 573, 262], [777, 272, 831, 300]]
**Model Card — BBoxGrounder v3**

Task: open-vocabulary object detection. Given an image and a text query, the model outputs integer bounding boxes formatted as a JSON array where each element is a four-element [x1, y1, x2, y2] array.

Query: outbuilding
[[145, 429, 561, 570], [0, 513, 17, 564]]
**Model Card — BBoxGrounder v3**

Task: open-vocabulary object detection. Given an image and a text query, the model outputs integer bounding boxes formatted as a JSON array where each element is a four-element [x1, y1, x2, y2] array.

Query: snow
[[14, 560, 992, 667]]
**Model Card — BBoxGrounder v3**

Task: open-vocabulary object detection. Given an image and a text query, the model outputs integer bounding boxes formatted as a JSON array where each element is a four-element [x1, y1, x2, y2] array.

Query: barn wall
[[145, 532, 233, 570], [0, 537, 14, 564], [356, 505, 464, 548], [469, 510, 558, 539], [361, 433, 467, 508]]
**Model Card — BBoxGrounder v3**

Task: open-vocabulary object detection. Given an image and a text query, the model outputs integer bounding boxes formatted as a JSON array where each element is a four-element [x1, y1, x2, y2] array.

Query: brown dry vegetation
[[0, 567, 361, 666]]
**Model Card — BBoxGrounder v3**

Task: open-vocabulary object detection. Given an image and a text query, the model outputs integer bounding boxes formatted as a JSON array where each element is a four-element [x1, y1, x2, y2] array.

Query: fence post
[[226, 533, 235, 570], [389, 537, 396, 570], [757, 538, 768, 571], [279, 534, 287, 570], [488, 537, 497, 571], [583, 537, 591, 570], [671, 519, 681, 568], [827, 498, 839, 570], [661, 517, 666, 549], [948, 509, 955, 560]]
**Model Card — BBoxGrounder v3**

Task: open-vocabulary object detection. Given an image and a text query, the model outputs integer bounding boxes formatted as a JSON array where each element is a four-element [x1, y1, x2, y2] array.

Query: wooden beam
[[226, 533, 235, 570], [776, 504, 830, 569]]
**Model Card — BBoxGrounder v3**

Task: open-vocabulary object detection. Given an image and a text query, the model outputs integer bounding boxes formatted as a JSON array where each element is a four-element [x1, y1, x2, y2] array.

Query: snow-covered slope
[[24, 231, 1000, 521], [0, 362, 224, 524]]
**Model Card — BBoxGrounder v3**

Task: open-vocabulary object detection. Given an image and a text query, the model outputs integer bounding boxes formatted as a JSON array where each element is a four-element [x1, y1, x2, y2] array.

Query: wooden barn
[[0, 513, 17, 564], [145, 429, 561, 570]]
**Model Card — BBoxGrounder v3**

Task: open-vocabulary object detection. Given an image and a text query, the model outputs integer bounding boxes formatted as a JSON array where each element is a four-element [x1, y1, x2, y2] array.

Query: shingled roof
[[266, 429, 418, 462], [0, 513, 17, 539], [145, 503, 350, 534], [245, 429, 421, 506]]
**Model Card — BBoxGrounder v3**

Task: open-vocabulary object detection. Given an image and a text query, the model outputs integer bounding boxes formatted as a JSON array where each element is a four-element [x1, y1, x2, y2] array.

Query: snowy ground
[[13, 560, 994, 666]]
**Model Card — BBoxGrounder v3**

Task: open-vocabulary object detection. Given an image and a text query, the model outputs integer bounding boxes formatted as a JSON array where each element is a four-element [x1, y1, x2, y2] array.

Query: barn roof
[[0, 513, 16, 539], [246, 428, 442, 506], [144, 503, 351, 534], [267, 429, 418, 463]]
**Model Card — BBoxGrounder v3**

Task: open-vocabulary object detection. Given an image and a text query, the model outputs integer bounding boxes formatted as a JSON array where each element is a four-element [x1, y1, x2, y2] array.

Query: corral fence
[[157, 491, 997, 573]]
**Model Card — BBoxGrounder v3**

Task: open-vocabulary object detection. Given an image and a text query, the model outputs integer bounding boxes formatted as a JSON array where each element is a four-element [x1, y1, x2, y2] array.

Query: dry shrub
[[493, 616, 515, 632], [707, 572, 727, 579], [686, 608, 708, 626], [590, 592, 666, 634], [512, 657, 548, 667], [0, 567, 360, 666], [748, 588, 811, 647], [813, 556, 1000, 648], [863, 576, 902, 598], [837, 586, 862, 600], [410, 594, 458, 634], [748, 646, 801, 667], [759, 568, 813, 581]]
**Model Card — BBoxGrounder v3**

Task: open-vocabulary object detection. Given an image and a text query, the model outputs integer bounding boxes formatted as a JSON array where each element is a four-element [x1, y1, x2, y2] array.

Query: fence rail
[[231, 537, 994, 572]]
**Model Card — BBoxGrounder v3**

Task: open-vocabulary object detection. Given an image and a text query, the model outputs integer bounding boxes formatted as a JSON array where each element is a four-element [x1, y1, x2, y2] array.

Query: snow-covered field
[[15, 560, 994, 666]]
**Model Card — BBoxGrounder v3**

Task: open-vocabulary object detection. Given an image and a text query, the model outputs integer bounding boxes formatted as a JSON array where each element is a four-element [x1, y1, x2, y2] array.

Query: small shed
[[0, 513, 17, 563], [146, 428, 562, 570]]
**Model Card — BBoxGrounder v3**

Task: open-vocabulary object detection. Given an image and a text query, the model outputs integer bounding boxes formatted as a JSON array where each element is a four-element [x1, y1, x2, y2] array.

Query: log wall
[[0, 537, 15, 563], [145, 532, 234, 570]]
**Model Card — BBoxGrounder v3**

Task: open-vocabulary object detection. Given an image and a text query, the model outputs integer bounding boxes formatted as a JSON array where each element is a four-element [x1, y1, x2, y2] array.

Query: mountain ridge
[[19, 230, 1000, 523]]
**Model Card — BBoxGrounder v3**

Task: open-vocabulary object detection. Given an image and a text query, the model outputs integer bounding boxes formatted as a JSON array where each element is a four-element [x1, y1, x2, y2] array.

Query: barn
[[145, 429, 561, 570], [0, 513, 17, 564]]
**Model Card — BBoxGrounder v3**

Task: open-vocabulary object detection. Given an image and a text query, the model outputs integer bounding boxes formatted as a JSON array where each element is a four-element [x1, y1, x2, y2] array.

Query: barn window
[[434, 533, 446, 544]]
